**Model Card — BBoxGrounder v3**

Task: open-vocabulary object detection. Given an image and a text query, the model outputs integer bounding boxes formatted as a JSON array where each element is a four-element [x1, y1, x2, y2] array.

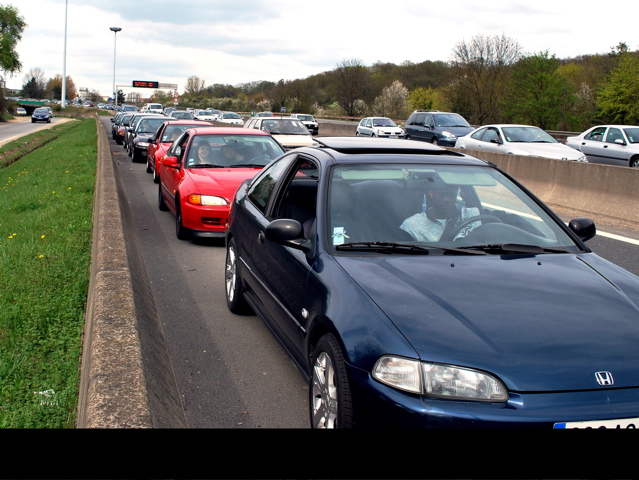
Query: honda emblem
[[595, 371, 614, 386]]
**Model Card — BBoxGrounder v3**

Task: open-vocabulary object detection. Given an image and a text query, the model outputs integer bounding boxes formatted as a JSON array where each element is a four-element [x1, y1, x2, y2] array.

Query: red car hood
[[185, 167, 260, 201]]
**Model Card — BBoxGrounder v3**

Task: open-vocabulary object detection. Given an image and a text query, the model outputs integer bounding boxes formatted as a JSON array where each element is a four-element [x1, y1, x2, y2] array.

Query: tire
[[224, 238, 252, 314], [158, 183, 169, 211], [309, 333, 354, 428], [175, 200, 189, 240], [432, 137, 439, 145], [146, 159, 152, 173], [630, 156, 639, 168]]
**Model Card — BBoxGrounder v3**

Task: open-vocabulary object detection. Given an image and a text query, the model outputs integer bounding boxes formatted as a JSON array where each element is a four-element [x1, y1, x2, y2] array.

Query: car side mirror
[[265, 219, 311, 252], [163, 156, 180, 169], [568, 217, 596, 242], [614, 138, 626, 145], [490, 138, 503, 145]]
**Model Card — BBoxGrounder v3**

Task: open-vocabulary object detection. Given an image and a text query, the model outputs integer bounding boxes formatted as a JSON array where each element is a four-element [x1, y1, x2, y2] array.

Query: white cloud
[[5, 0, 638, 97]]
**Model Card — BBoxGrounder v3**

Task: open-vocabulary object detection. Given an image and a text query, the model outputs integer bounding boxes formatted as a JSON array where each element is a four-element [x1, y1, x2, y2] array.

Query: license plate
[[390, 135, 398, 138], [554, 417, 639, 429]]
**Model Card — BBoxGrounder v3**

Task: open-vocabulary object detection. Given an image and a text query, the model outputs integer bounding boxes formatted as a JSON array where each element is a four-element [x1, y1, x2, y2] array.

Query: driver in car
[[400, 186, 480, 242]]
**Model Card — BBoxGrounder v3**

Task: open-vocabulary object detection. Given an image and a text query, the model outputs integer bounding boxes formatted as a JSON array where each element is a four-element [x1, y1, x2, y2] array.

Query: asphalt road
[[102, 117, 309, 428]]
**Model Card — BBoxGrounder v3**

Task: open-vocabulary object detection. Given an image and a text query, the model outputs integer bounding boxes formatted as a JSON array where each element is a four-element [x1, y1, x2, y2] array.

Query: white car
[[244, 116, 318, 149], [356, 117, 405, 138], [289, 113, 318, 135], [217, 112, 244, 126], [565, 125, 639, 168], [193, 110, 217, 121], [455, 124, 587, 161]]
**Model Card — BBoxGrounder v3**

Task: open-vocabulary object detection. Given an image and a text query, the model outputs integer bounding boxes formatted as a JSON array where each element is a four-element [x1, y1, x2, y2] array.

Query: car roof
[[313, 137, 488, 165], [185, 127, 272, 136]]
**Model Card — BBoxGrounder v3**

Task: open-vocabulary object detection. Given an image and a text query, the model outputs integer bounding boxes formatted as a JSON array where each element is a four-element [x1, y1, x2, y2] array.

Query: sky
[[5, 0, 638, 99]]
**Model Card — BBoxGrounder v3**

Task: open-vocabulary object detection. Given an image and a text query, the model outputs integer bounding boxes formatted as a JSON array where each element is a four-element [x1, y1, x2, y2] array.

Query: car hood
[[185, 167, 259, 200], [507, 142, 585, 160], [272, 134, 318, 147], [334, 252, 639, 392]]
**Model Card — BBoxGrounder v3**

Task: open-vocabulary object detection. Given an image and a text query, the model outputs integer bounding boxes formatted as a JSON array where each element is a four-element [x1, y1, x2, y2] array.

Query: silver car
[[565, 125, 639, 168], [455, 124, 587, 162]]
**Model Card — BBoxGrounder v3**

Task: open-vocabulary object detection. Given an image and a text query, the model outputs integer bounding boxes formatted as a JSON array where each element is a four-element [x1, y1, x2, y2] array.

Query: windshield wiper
[[335, 242, 487, 255], [189, 164, 224, 168], [457, 243, 571, 254]]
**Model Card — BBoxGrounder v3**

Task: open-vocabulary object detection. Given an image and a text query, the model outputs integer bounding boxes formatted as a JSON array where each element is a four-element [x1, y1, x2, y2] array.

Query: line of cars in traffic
[[107, 108, 639, 429], [356, 111, 639, 168]]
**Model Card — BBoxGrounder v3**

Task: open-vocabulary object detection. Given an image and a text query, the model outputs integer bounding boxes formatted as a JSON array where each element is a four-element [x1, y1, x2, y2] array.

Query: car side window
[[585, 127, 606, 142], [605, 128, 624, 144], [247, 154, 298, 214], [471, 128, 486, 140], [273, 158, 319, 234], [167, 133, 189, 162]]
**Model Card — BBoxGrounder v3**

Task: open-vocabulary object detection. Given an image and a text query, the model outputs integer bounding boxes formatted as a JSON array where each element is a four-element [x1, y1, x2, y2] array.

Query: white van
[[143, 103, 163, 114]]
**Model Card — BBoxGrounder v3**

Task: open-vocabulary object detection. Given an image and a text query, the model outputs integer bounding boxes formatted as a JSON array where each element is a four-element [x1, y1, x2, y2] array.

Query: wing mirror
[[265, 219, 312, 253], [162, 156, 180, 169], [568, 217, 596, 242]]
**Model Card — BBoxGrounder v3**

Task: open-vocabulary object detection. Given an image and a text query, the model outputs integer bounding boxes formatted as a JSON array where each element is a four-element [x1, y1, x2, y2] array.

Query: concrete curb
[[76, 117, 187, 428]]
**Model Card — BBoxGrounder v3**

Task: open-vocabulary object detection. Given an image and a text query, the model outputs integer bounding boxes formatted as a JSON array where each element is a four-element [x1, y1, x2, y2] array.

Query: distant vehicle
[[565, 125, 639, 168], [356, 117, 405, 138], [169, 111, 195, 120], [122, 105, 138, 112], [163, 107, 177, 116], [31, 107, 52, 123], [289, 113, 319, 135], [255, 111, 275, 117], [244, 116, 317, 149], [143, 103, 163, 114], [404, 111, 473, 146], [206, 108, 222, 119], [16, 107, 27, 116], [455, 124, 587, 162], [193, 110, 217, 121], [217, 112, 244, 126], [158, 127, 285, 239], [129, 116, 172, 163], [124, 113, 165, 156]]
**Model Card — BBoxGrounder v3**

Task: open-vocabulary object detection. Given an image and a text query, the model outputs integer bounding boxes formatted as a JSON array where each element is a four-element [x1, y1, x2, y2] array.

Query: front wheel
[[630, 156, 639, 168], [175, 201, 189, 240], [309, 334, 354, 428]]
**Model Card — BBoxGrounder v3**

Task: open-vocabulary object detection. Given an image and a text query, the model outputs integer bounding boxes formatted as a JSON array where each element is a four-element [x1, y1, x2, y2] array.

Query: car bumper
[[348, 364, 639, 428], [181, 203, 229, 236]]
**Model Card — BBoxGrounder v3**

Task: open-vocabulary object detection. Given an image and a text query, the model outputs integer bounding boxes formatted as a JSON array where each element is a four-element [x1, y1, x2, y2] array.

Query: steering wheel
[[445, 214, 503, 241]]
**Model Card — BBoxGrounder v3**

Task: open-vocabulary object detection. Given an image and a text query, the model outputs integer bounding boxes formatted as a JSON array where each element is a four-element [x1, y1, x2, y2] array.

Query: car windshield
[[434, 114, 471, 127], [171, 112, 193, 119], [501, 126, 557, 143], [262, 119, 309, 135], [34, 108, 48, 113], [372, 118, 396, 127], [623, 127, 639, 143], [223, 113, 241, 119], [297, 115, 313, 121], [185, 134, 285, 168], [328, 163, 581, 255]]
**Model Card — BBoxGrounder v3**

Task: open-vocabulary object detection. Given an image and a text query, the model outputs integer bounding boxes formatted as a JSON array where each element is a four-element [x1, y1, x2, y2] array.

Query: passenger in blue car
[[400, 185, 480, 242]]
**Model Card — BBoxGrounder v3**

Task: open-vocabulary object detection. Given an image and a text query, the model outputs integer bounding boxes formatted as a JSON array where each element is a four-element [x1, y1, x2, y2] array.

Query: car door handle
[[258, 231, 265, 244]]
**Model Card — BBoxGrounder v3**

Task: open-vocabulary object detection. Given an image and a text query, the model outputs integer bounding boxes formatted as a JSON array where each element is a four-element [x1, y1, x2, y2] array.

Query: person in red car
[[221, 144, 245, 163], [191, 141, 213, 165]]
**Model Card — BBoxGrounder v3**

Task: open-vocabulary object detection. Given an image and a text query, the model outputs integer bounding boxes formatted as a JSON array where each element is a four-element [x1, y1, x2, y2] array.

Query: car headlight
[[187, 194, 227, 206], [373, 356, 508, 402], [137, 141, 149, 148], [441, 131, 457, 139]]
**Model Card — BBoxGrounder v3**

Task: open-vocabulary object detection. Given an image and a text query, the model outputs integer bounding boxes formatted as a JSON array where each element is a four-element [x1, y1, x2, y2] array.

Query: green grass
[[0, 117, 96, 427]]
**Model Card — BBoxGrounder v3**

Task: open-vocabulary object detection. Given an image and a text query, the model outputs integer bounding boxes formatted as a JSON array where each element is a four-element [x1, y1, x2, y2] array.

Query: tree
[[21, 67, 47, 98], [184, 75, 205, 95], [0, 4, 26, 75], [504, 51, 573, 130], [597, 52, 639, 124], [448, 33, 521, 124], [371, 80, 409, 119], [48, 74, 76, 101], [407, 87, 441, 112], [332, 58, 371, 116]]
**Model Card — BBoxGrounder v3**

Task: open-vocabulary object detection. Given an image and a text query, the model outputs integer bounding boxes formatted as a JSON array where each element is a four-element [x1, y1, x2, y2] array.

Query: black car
[[225, 136, 639, 428], [404, 110, 473, 146], [31, 107, 52, 123], [129, 116, 171, 163]]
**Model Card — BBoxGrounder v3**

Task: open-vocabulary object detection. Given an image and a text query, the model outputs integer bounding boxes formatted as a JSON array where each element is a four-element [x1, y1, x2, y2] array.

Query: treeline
[[153, 34, 639, 132]]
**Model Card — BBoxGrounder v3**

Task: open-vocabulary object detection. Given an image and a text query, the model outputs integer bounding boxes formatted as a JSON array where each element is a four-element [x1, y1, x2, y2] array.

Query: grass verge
[[0, 117, 96, 427]]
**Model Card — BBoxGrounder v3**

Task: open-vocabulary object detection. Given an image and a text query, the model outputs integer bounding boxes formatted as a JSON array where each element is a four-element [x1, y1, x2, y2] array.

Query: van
[[143, 103, 163, 114]]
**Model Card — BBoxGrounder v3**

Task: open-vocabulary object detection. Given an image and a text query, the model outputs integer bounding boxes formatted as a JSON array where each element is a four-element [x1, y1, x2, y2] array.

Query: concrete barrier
[[77, 117, 187, 428]]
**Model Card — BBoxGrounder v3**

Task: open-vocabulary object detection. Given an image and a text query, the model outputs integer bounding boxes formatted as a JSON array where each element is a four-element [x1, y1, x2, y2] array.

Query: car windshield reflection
[[185, 134, 285, 168], [328, 164, 581, 254]]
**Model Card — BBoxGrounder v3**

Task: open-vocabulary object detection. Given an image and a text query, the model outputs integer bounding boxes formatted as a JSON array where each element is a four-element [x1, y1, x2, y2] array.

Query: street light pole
[[110, 27, 122, 106], [61, 0, 68, 108]]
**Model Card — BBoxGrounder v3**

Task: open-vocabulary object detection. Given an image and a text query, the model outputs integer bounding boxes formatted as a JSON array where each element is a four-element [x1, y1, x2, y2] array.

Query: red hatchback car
[[146, 120, 212, 183], [158, 127, 285, 240]]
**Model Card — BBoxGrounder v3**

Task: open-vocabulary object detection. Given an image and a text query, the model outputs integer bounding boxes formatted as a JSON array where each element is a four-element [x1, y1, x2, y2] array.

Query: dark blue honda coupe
[[224, 137, 639, 428]]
